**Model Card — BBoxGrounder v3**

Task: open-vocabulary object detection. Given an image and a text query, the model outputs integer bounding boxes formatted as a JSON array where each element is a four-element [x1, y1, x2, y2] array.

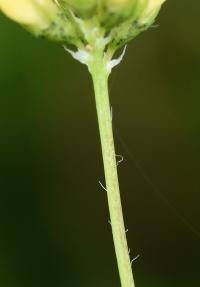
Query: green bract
[[0, 0, 166, 52]]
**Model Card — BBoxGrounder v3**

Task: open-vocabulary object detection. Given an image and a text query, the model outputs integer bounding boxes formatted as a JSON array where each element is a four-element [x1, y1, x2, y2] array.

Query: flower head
[[0, 0, 166, 51]]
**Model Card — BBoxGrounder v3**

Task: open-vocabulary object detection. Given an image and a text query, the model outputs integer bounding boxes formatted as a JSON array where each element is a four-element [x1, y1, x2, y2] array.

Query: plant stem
[[89, 53, 136, 287]]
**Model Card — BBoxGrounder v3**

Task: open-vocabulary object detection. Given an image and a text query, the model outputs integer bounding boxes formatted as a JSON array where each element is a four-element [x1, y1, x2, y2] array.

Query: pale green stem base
[[89, 54, 135, 287]]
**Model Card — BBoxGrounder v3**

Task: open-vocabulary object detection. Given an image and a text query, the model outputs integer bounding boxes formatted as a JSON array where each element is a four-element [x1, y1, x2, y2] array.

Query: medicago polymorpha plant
[[0, 1, 166, 286]]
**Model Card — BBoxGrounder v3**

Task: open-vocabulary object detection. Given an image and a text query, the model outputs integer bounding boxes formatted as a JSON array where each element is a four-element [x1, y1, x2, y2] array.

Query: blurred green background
[[0, 1, 200, 287]]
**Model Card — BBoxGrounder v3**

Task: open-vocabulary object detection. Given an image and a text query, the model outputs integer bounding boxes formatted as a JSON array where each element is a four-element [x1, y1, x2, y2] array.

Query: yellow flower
[[0, 0, 59, 30], [0, 0, 82, 45], [139, 0, 166, 24]]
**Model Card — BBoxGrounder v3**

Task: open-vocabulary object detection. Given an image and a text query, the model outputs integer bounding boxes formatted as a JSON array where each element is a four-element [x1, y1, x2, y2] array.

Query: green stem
[[89, 53, 136, 287]]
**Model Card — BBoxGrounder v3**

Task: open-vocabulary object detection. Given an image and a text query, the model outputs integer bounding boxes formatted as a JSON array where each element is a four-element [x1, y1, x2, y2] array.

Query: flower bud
[[0, 0, 82, 45], [139, 0, 166, 25], [108, 0, 166, 50], [0, 0, 58, 30]]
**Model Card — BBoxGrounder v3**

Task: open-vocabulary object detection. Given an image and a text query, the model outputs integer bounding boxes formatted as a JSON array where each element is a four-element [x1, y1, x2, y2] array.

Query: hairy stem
[[89, 53, 135, 287]]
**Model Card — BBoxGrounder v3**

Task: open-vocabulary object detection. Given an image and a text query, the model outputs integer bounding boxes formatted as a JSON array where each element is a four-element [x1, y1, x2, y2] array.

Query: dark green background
[[0, 1, 200, 286]]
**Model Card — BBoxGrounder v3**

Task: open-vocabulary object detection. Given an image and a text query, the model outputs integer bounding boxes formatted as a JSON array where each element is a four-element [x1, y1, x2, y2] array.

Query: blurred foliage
[[0, 1, 200, 287]]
